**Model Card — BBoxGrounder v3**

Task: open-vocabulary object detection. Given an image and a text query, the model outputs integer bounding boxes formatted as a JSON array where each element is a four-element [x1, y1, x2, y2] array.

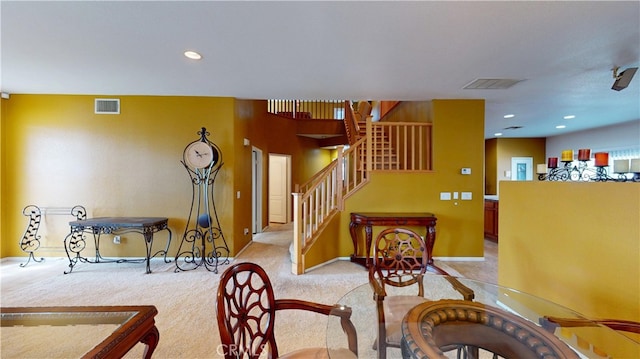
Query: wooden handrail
[[291, 105, 433, 274], [343, 100, 359, 145]]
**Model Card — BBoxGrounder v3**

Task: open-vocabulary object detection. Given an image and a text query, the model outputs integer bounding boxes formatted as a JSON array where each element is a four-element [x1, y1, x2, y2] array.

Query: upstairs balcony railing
[[268, 99, 346, 120], [291, 101, 433, 274]]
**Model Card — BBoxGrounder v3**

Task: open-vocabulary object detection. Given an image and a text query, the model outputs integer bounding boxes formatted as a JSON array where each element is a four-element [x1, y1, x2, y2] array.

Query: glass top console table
[[1, 305, 159, 359], [64, 217, 172, 274], [326, 275, 639, 358]]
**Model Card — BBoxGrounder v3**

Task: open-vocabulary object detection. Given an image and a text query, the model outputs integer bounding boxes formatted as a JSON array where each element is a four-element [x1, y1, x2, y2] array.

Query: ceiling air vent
[[503, 126, 523, 130], [95, 98, 120, 114], [463, 78, 525, 90]]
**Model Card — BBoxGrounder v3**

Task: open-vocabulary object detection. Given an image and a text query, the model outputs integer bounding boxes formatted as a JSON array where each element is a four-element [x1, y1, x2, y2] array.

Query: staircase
[[347, 100, 399, 170], [359, 127, 398, 170], [291, 101, 433, 274]]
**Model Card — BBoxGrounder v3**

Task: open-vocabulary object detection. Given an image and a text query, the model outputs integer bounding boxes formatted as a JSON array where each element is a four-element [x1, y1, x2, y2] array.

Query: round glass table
[[326, 274, 639, 358]]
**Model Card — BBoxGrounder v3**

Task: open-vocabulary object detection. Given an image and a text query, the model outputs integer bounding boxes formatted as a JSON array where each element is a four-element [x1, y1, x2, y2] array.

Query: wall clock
[[184, 141, 217, 169]]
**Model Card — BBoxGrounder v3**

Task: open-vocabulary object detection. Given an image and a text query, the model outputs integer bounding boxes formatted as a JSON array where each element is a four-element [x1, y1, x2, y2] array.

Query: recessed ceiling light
[[563, 115, 575, 119], [184, 51, 202, 60], [504, 114, 515, 119], [494, 132, 503, 136], [556, 125, 566, 129]]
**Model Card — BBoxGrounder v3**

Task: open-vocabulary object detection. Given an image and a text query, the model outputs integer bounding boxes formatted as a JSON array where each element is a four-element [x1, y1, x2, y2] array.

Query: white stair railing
[[291, 107, 432, 274]]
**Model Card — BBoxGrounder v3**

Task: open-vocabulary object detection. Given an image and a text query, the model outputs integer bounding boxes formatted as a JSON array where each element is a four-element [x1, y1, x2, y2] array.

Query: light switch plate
[[440, 192, 452, 200], [461, 168, 471, 175], [461, 192, 472, 200]]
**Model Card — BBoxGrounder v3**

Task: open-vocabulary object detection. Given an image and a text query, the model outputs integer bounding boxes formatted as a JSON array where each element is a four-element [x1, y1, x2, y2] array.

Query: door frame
[[252, 147, 263, 234], [268, 153, 292, 224]]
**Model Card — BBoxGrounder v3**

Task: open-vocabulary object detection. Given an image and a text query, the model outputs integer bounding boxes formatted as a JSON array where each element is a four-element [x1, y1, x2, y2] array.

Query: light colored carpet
[[1, 224, 466, 359]]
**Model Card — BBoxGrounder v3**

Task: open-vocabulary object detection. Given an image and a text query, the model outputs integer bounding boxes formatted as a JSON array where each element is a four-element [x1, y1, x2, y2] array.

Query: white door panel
[[269, 154, 289, 223]]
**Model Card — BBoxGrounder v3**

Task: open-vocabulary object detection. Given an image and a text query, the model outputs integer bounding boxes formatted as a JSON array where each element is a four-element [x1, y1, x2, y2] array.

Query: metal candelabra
[[539, 160, 633, 182]]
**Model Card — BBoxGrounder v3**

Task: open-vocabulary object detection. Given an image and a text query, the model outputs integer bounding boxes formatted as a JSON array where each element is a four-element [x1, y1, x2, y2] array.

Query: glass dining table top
[[0, 305, 157, 359], [326, 274, 639, 359]]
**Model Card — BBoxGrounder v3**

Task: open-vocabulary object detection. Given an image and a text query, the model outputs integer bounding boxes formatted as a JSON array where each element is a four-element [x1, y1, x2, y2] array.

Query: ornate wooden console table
[[349, 212, 437, 268]]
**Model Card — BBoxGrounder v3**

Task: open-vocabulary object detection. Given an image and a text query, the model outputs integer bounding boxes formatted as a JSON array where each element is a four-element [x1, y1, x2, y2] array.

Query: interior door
[[268, 154, 289, 223]]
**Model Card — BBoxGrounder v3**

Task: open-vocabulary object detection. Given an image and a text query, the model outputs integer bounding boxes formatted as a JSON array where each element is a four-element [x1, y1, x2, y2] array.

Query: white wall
[[546, 119, 640, 158]]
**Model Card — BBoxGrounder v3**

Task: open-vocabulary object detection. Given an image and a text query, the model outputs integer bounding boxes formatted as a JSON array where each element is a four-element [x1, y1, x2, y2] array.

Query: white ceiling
[[2, 1, 639, 139]]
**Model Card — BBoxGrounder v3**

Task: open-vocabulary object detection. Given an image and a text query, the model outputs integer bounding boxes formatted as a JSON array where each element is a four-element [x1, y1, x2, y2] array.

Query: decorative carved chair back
[[370, 228, 428, 295], [217, 262, 278, 359], [217, 262, 359, 359]]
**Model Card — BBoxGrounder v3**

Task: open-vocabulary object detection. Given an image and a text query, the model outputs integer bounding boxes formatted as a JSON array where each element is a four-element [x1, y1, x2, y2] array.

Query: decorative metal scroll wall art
[[19, 205, 45, 267], [62, 205, 89, 273], [175, 127, 230, 273], [537, 149, 640, 182], [19, 205, 87, 267]]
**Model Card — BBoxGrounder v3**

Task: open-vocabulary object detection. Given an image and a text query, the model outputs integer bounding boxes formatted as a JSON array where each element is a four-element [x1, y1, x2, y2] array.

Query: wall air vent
[[95, 98, 120, 114], [463, 79, 525, 90]]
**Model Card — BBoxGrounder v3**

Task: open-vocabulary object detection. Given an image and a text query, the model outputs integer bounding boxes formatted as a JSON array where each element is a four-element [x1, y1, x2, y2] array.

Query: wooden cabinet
[[484, 200, 499, 241]]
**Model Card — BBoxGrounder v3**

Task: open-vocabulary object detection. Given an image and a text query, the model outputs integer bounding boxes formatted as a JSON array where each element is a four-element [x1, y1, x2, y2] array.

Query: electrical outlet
[[113, 235, 121, 244], [243, 228, 249, 235]]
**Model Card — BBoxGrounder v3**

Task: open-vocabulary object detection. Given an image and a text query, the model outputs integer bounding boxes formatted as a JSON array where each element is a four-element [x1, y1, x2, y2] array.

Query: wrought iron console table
[[64, 216, 172, 274]]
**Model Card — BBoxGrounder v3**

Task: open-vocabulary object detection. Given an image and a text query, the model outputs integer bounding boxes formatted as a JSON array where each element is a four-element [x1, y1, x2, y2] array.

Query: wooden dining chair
[[368, 228, 474, 359], [216, 262, 358, 359]]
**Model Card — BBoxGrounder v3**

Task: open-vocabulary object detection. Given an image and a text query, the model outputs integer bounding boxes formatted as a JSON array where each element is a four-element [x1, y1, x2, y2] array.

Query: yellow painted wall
[[305, 99, 486, 268], [485, 139, 498, 195], [1, 96, 334, 259], [1, 98, 5, 246], [499, 181, 640, 322], [485, 137, 546, 195], [381, 101, 432, 123], [2, 96, 485, 270], [233, 99, 261, 250], [496, 137, 546, 193], [1, 95, 237, 257]]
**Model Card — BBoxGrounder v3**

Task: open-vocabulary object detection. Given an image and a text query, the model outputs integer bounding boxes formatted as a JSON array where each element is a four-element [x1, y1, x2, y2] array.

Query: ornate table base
[[64, 217, 172, 274], [349, 212, 437, 268]]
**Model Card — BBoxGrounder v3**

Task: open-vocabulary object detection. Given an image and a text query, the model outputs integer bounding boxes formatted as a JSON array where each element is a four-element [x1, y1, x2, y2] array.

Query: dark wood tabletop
[[1, 305, 159, 359]]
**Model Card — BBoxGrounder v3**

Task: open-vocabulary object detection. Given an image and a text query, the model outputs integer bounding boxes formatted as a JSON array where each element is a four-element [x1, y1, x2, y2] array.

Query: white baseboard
[[304, 256, 486, 273], [434, 256, 485, 262], [304, 257, 348, 273]]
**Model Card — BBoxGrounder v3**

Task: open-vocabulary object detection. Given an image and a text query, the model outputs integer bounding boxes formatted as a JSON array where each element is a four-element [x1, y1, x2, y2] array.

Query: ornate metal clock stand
[[175, 127, 229, 273]]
